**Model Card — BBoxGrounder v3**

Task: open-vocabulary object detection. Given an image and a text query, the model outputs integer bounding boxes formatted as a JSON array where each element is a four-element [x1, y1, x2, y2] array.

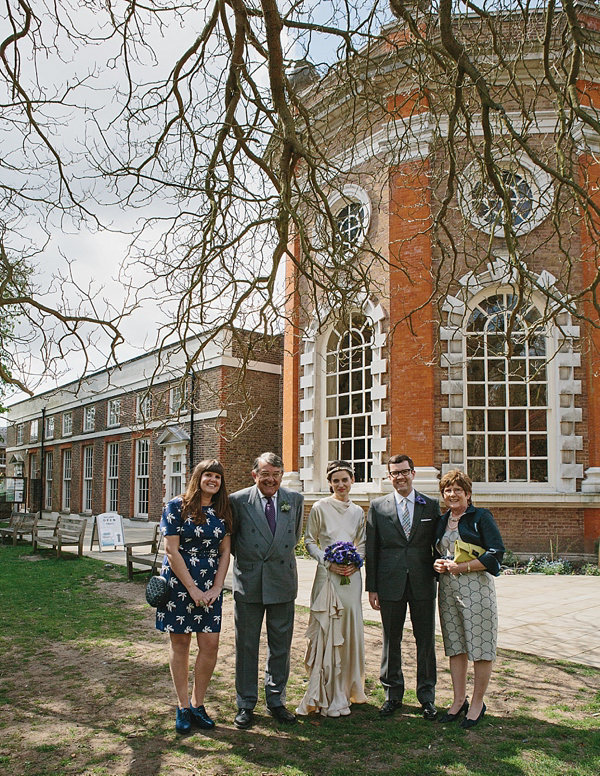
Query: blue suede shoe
[[190, 703, 216, 729], [175, 706, 192, 734]]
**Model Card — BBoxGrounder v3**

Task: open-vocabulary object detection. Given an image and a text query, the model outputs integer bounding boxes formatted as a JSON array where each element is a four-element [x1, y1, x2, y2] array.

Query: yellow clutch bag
[[453, 539, 486, 564]]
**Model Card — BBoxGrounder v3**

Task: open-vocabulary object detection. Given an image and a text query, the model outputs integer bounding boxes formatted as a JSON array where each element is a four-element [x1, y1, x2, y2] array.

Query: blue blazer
[[434, 504, 505, 576]]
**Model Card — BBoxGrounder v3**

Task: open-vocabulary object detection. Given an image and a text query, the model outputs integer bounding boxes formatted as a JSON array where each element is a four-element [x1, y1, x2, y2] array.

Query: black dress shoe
[[461, 702, 486, 729], [190, 703, 216, 729], [267, 705, 297, 724], [421, 701, 438, 721], [234, 708, 254, 729], [439, 698, 469, 723], [379, 699, 402, 716]]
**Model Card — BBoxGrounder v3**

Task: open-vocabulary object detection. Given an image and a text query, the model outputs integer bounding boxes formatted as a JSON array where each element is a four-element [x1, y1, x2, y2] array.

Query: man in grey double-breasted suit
[[366, 454, 441, 720], [229, 452, 304, 729]]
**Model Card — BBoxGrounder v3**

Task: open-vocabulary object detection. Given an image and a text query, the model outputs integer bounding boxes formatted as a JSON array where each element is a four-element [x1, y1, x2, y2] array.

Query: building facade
[[5, 331, 282, 521], [281, 8, 600, 557]]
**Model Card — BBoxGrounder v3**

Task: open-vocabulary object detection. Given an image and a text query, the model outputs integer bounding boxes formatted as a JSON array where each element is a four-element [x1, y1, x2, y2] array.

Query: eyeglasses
[[389, 469, 414, 478], [256, 470, 283, 480]]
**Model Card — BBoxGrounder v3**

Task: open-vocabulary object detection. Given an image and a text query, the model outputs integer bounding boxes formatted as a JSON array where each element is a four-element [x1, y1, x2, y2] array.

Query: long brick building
[[5, 330, 282, 520]]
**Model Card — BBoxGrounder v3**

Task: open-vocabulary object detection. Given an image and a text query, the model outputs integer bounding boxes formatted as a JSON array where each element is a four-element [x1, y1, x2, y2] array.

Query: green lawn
[[0, 543, 598, 776]]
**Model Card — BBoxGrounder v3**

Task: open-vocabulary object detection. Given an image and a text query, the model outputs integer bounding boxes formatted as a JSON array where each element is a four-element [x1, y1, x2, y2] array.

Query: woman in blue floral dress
[[156, 459, 231, 734]]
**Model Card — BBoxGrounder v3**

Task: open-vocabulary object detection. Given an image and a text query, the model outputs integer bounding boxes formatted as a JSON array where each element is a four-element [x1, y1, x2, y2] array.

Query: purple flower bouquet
[[323, 541, 363, 585]]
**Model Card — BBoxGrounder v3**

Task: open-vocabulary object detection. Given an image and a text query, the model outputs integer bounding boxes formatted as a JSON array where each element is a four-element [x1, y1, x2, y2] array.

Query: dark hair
[[387, 454, 415, 472], [326, 460, 354, 493], [252, 452, 284, 472], [326, 460, 354, 480], [182, 459, 232, 532]]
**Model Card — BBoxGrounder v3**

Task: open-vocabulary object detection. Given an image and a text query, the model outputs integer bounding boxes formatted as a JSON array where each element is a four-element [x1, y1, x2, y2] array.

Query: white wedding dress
[[296, 496, 368, 716]]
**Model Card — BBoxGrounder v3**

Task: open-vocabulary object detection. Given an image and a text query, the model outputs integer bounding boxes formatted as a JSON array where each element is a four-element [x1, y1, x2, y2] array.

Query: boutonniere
[[415, 494, 427, 505], [280, 501, 291, 512]]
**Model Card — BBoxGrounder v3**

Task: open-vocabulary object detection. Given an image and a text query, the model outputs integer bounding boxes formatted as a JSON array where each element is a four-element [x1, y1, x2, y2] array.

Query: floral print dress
[[155, 498, 225, 634]]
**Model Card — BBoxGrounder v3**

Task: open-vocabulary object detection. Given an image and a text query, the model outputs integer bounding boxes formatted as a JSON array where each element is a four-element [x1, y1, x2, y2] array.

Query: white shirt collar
[[393, 489, 415, 506]]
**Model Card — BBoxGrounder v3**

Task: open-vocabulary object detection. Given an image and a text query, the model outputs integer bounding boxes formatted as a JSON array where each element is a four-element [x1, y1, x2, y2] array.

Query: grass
[[0, 543, 599, 776]]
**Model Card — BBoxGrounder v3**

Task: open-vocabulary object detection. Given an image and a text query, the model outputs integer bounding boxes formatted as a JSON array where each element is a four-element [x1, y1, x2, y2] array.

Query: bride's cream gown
[[296, 496, 367, 716]]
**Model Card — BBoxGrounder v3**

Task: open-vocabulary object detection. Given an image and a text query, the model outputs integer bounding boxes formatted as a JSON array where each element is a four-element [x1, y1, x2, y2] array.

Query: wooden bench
[[125, 523, 163, 580], [32, 515, 60, 552], [0, 512, 36, 545], [34, 515, 87, 558]]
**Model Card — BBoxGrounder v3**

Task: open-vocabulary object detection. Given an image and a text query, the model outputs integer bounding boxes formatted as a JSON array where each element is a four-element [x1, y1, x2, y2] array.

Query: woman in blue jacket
[[433, 470, 504, 729]]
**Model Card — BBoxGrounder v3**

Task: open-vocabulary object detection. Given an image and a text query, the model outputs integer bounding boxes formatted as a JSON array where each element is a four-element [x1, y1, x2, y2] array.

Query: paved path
[[80, 519, 600, 669]]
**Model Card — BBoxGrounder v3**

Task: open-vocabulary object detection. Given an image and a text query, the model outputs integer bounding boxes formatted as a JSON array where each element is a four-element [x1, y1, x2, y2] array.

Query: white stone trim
[[299, 296, 388, 493], [440, 258, 582, 493]]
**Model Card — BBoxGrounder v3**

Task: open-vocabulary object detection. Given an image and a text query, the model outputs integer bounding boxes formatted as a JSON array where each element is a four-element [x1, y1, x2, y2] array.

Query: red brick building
[[5, 331, 282, 521], [281, 8, 600, 558]]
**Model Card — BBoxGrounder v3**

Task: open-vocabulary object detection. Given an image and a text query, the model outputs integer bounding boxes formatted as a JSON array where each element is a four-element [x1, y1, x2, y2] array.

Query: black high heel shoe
[[439, 698, 469, 723], [460, 702, 486, 730]]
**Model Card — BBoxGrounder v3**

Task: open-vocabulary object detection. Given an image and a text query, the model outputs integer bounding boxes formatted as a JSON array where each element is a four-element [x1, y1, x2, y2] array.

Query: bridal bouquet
[[323, 541, 363, 585]]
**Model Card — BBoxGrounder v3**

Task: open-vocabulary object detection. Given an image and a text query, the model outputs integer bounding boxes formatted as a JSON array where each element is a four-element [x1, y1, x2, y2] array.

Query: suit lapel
[[408, 492, 425, 543], [246, 485, 274, 544], [383, 493, 406, 541]]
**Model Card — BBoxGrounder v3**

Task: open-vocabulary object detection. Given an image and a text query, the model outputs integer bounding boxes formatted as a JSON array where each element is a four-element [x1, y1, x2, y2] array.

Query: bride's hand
[[329, 563, 356, 576]]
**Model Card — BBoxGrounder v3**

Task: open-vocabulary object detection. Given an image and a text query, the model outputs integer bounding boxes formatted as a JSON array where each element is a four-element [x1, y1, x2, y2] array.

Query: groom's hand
[[369, 592, 380, 611]]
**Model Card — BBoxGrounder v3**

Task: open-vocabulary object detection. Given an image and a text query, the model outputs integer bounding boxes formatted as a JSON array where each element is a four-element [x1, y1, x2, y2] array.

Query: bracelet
[[467, 562, 471, 573]]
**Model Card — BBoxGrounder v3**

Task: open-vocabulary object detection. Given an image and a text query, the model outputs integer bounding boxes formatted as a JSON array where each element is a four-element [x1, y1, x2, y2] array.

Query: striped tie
[[401, 498, 411, 538]]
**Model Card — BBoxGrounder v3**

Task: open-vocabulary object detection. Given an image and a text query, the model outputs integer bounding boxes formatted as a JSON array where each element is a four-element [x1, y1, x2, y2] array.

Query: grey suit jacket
[[230, 485, 304, 605], [365, 490, 440, 601]]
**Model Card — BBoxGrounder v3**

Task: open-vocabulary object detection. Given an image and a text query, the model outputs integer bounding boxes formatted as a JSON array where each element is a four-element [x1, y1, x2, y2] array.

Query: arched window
[[464, 293, 548, 483], [325, 312, 373, 483]]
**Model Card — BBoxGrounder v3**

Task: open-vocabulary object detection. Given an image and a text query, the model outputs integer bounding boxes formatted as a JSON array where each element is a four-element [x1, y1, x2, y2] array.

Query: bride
[[297, 460, 367, 717]]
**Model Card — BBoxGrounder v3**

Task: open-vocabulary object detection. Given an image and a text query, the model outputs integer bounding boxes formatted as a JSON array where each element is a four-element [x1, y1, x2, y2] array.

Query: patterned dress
[[156, 498, 225, 634], [437, 526, 498, 661]]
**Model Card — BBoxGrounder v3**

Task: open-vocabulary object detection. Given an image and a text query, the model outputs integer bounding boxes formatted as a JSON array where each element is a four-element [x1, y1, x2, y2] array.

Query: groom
[[230, 452, 304, 729], [366, 454, 440, 720]]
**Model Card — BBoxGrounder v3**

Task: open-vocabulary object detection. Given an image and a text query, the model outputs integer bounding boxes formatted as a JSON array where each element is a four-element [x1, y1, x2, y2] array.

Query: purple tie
[[265, 497, 276, 535]]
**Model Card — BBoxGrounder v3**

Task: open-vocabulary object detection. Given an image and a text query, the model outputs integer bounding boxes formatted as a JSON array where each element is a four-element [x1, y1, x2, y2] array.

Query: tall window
[[465, 293, 548, 483], [325, 312, 373, 483], [82, 447, 93, 512], [63, 412, 73, 436], [135, 439, 150, 516], [62, 449, 72, 511], [16, 424, 24, 445], [170, 384, 186, 414], [106, 443, 119, 512], [45, 452, 53, 510], [45, 416, 54, 439], [107, 399, 121, 427], [84, 406, 96, 432], [30, 420, 39, 442], [169, 455, 182, 500], [137, 394, 153, 422]]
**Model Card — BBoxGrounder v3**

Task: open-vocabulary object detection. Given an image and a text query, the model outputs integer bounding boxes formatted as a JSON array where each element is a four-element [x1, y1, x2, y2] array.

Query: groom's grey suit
[[230, 484, 304, 710]]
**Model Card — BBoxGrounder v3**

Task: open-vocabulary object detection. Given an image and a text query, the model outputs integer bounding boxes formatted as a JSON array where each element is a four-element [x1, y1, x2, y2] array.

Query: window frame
[[106, 442, 119, 512], [82, 446, 94, 513], [134, 438, 150, 517], [83, 406, 96, 432], [45, 451, 53, 510], [62, 449, 72, 512], [62, 412, 73, 436], [107, 399, 121, 428]]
